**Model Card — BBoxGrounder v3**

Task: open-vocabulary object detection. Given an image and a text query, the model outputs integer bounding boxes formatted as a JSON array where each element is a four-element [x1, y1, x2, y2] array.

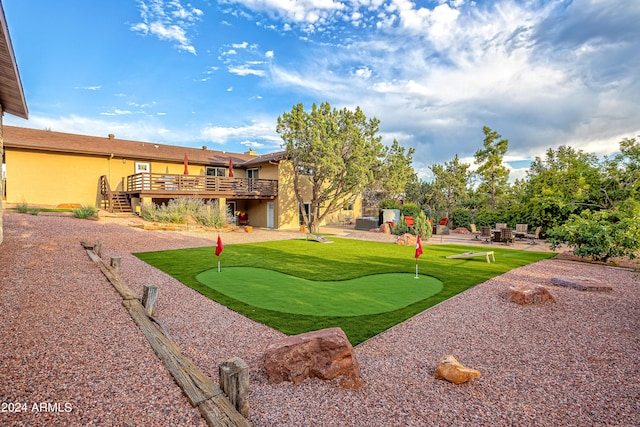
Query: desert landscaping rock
[[433, 355, 481, 384], [1, 210, 638, 426], [264, 327, 363, 390], [508, 284, 556, 305], [551, 276, 613, 292]]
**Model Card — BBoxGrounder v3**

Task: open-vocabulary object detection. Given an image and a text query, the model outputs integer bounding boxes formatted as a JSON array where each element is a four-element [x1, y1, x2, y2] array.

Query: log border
[[81, 241, 250, 427]]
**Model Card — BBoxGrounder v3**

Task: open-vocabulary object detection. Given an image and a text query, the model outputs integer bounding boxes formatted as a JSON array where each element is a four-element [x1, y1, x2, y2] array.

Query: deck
[[124, 173, 278, 200]]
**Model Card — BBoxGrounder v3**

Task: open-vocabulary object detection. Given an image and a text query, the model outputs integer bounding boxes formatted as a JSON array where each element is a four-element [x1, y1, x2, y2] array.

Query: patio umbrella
[[228, 158, 234, 177], [183, 154, 189, 175]]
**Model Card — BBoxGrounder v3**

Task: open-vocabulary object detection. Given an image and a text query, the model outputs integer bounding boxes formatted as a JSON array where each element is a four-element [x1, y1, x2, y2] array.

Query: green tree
[[430, 154, 470, 216], [474, 126, 510, 210], [602, 137, 640, 208], [378, 139, 416, 199], [521, 145, 602, 229], [362, 140, 416, 210], [276, 102, 385, 233]]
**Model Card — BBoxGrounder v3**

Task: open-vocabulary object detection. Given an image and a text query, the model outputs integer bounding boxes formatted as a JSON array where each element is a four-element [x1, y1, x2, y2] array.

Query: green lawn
[[135, 238, 555, 345]]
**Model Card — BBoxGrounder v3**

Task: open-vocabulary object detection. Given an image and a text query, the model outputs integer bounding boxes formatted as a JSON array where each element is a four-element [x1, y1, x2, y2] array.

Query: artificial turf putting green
[[135, 237, 555, 345], [196, 267, 443, 316]]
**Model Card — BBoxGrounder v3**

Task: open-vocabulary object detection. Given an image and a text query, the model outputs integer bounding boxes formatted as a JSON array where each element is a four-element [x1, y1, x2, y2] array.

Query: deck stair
[[100, 175, 133, 213]]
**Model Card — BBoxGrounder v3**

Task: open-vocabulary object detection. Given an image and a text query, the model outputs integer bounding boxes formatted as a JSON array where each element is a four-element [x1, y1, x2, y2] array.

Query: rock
[[396, 233, 417, 246], [452, 227, 471, 234], [380, 223, 391, 234], [264, 327, 363, 389], [508, 284, 555, 304], [551, 277, 613, 292], [434, 355, 481, 384]]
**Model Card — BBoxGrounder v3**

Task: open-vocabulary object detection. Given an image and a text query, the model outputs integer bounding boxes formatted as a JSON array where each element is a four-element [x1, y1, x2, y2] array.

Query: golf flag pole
[[215, 234, 224, 272], [415, 235, 423, 278]]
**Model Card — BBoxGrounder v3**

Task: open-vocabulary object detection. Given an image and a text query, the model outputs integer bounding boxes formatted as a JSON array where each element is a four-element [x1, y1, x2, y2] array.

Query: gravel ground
[[1, 211, 638, 426]]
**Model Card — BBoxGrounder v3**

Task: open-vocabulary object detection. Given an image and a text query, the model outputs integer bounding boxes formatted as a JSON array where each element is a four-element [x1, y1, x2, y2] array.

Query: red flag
[[415, 235, 423, 259], [215, 235, 224, 257]]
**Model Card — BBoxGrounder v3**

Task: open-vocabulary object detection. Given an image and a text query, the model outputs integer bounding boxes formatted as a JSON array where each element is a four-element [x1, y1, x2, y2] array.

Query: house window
[[135, 162, 150, 173], [206, 167, 226, 177], [247, 168, 259, 179]]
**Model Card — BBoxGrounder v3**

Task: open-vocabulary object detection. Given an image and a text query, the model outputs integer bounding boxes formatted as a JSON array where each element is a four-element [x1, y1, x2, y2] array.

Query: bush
[[547, 208, 640, 262], [73, 205, 98, 219], [380, 199, 401, 209], [450, 208, 471, 230], [413, 210, 432, 240], [15, 202, 30, 214], [392, 214, 409, 235], [474, 207, 508, 227], [141, 198, 225, 228], [400, 202, 421, 217]]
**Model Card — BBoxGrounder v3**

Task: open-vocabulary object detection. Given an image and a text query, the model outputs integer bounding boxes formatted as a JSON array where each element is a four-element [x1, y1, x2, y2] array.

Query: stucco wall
[[4, 149, 210, 207]]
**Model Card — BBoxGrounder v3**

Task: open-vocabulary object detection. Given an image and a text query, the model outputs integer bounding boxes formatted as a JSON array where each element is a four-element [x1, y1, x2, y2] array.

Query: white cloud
[[131, 0, 202, 54], [200, 119, 281, 148], [228, 65, 266, 76]]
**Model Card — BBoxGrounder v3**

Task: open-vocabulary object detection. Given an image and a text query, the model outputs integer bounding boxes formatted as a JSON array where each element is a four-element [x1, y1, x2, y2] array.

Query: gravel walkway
[[1, 211, 638, 426]]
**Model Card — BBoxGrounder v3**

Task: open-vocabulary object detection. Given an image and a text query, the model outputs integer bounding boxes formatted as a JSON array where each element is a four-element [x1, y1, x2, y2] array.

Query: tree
[[276, 102, 385, 233], [430, 154, 470, 216], [474, 126, 510, 210], [362, 139, 415, 210], [602, 137, 640, 208], [521, 145, 602, 229], [378, 139, 416, 199]]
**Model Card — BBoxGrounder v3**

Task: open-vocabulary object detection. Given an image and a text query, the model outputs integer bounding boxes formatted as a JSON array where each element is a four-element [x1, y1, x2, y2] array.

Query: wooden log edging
[[80, 241, 250, 427]]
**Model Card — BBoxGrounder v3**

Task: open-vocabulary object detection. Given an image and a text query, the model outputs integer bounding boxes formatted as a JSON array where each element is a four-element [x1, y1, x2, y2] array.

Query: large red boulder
[[263, 327, 363, 389]]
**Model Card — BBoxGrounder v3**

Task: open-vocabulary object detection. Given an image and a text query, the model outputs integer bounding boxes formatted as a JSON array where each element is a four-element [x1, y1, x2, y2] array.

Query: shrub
[[141, 198, 225, 228], [15, 202, 30, 214], [400, 202, 421, 217], [450, 208, 472, 230], [73, 205, 98, 219], [474, 207, 508, 227], [392, 214, 409, 235], [413, 210, 432, 240], [547, 208, 640, 262], [380, 199, 401, 209]]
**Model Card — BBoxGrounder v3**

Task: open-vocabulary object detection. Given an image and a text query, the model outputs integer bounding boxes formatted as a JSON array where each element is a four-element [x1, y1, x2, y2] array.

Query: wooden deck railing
[[125, 173, 278, 198]]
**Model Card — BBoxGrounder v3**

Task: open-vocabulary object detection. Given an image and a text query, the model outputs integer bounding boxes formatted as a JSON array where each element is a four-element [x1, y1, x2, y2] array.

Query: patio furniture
[[405, 216, 414, 228], [238, 212, 249, 226], [480, 226, 493, 243], [498, 228, 515, 245], [525, 226, 542, 244], [495, 223, 507, 230], [446, 251, 495, 263], [470, 224, 481, 240], [433, 217, 449, 235], [515, 224, 528, 240]]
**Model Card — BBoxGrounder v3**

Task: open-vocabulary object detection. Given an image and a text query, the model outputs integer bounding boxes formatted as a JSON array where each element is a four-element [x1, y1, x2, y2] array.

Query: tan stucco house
[[0, 1, 29, 245], [3, 126, 359, 230]]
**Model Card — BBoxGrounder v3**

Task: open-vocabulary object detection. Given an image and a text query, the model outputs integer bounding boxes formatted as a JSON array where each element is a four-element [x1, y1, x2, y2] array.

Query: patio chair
[[499, 228, 515, 245], [480, 226, 492, 243], [495, 223, 507, 230], [470, 223, 481, 240], [515, 223, 528, 240], [525, 226, 542, 244]]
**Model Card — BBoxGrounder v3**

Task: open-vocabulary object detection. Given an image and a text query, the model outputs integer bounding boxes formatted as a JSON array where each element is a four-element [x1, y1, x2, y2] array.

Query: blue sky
[[3, 0, 639, 180]]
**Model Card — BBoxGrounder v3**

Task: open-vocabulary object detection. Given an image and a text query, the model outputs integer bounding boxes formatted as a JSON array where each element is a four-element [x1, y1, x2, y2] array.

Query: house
[[3, 126, 360, 230], [0, 1, 29, 245]]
